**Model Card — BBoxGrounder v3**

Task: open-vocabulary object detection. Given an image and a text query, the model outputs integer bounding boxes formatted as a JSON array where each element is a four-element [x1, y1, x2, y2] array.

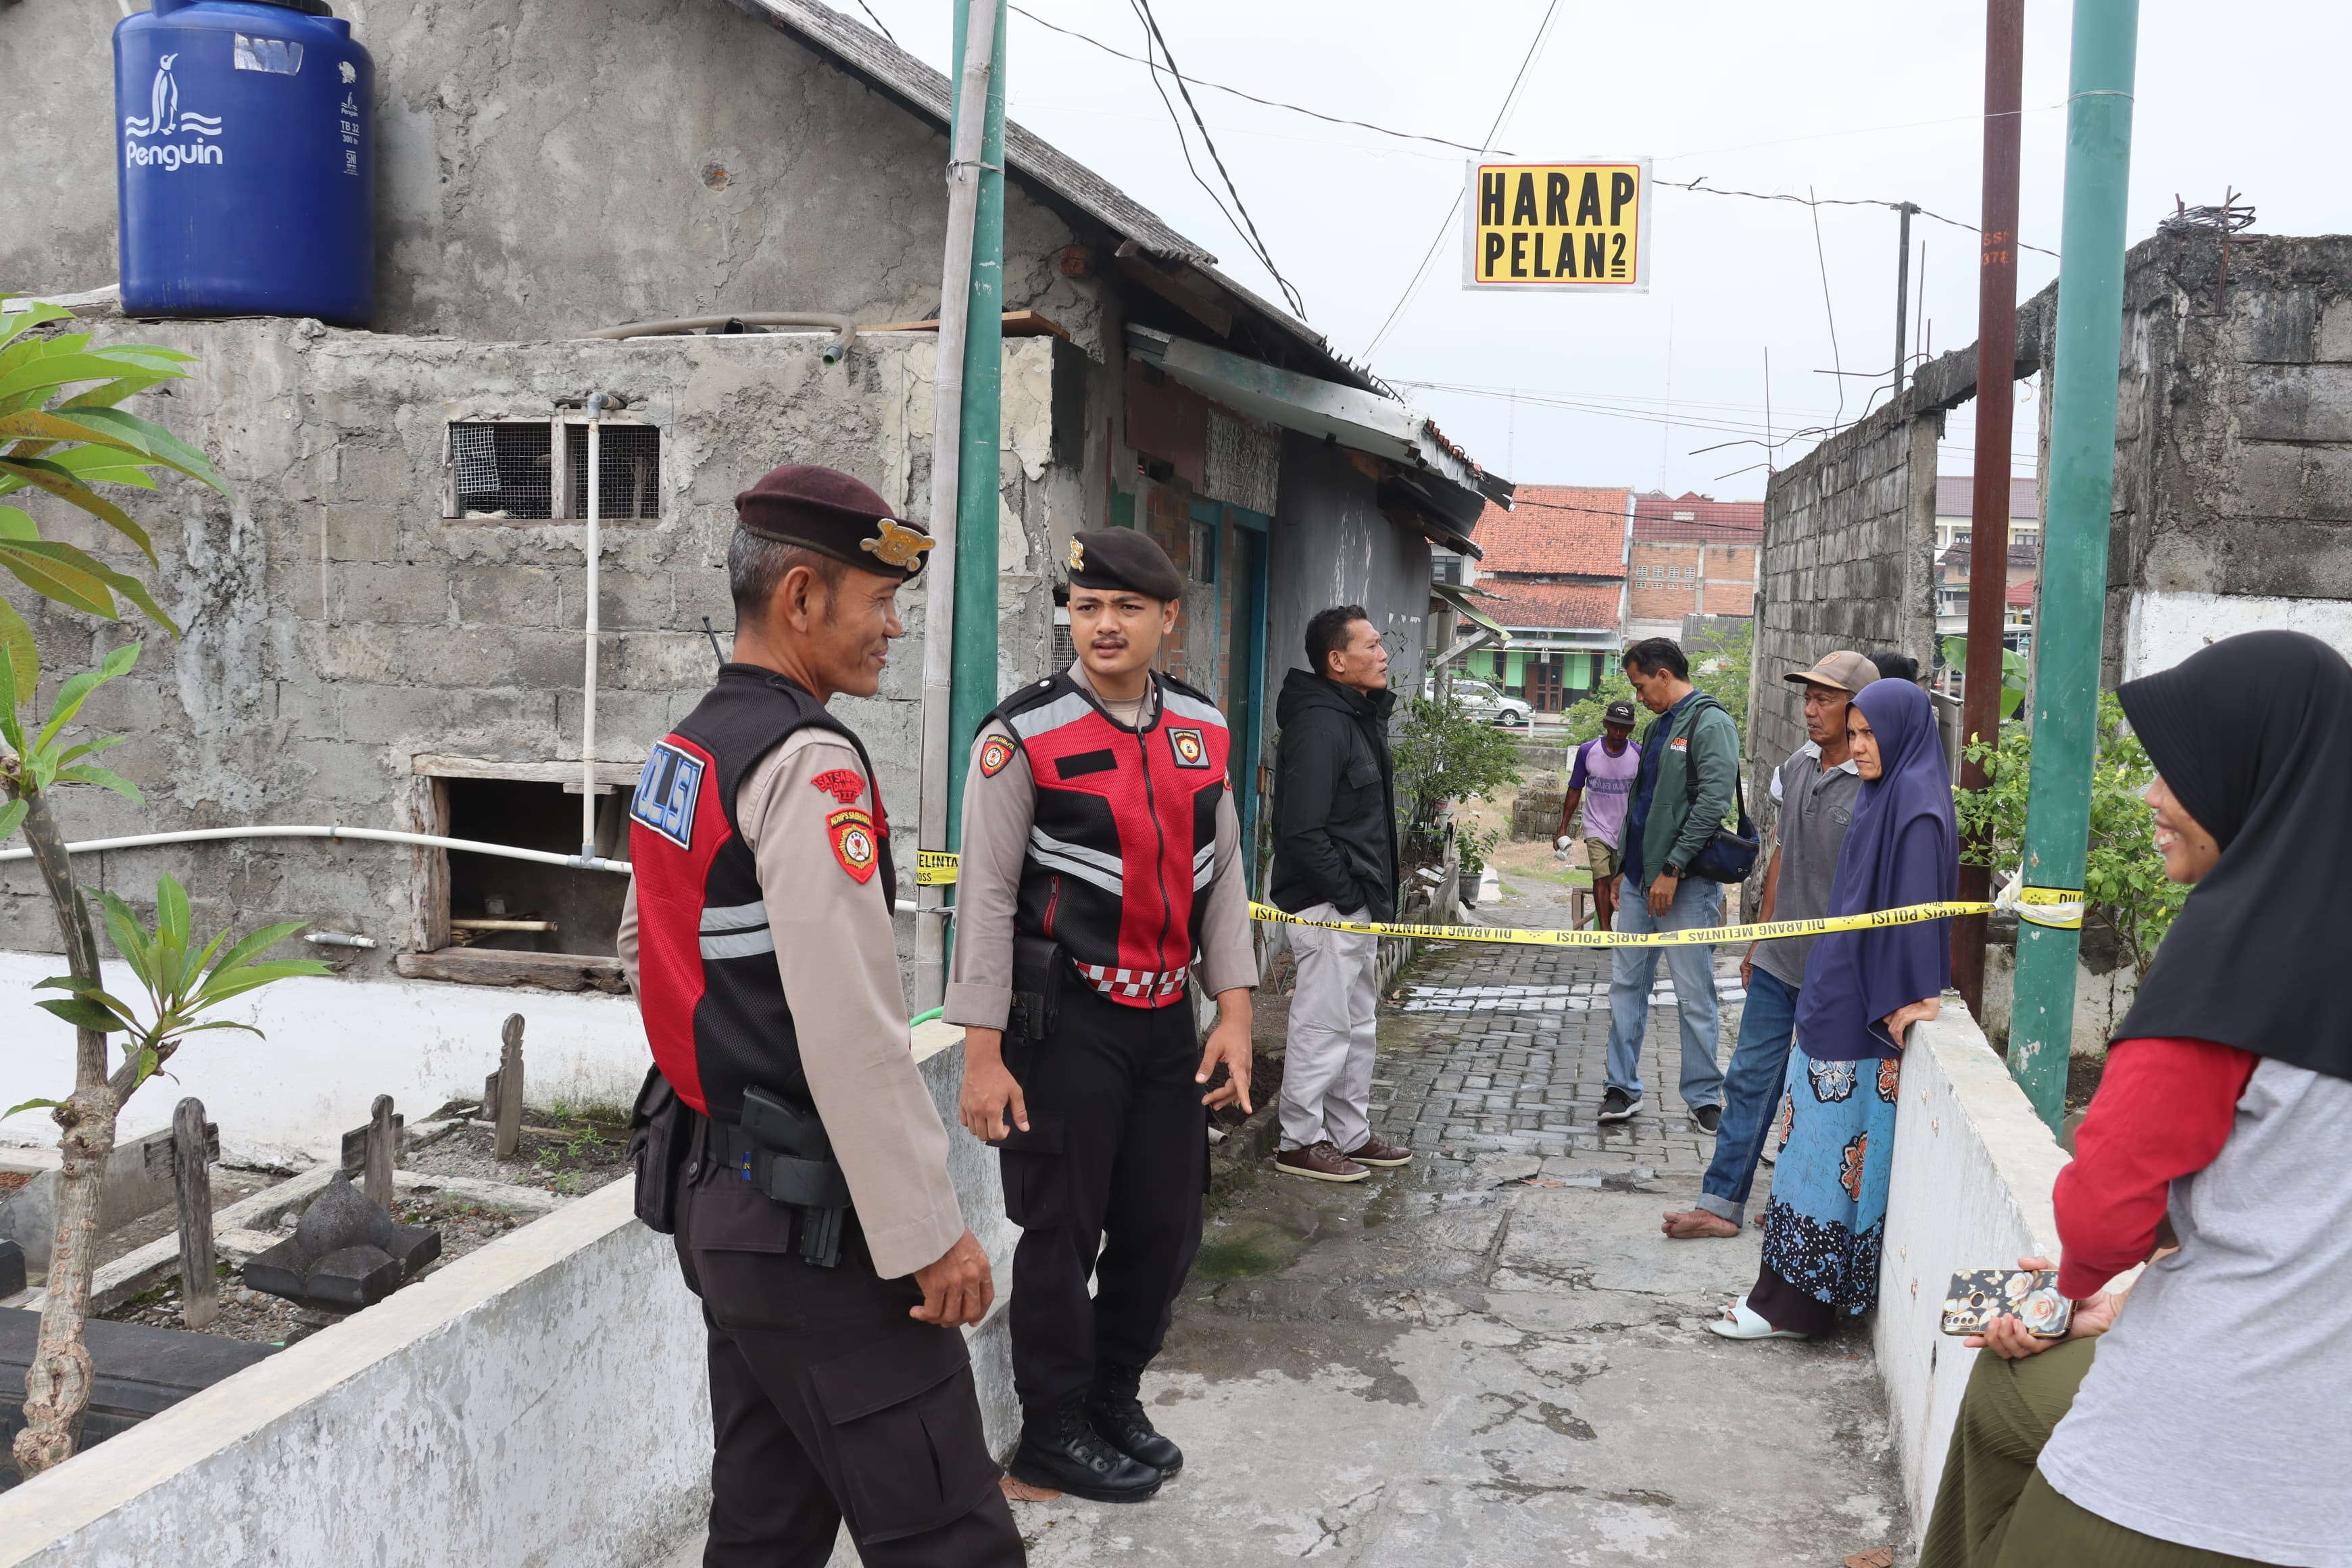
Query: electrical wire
[[1128, 0, 1309, 320], [1657, 176, 2058, 259], [1007, 3, 1503, 156], [1361, 0, 1562, 360], [850, 0, 899, 47]]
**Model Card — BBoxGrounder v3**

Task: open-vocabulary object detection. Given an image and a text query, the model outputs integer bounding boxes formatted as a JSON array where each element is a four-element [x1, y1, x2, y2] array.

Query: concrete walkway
[[1013, 866, 1907, 1567], [663, 864, 1909, 1566]]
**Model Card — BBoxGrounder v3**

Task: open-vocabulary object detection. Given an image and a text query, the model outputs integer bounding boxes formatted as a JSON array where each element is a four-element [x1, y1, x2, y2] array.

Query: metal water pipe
[[580, 390, 616, 860], [2007, 0, 2140, 1128], [912, 0, 1004, 1008]]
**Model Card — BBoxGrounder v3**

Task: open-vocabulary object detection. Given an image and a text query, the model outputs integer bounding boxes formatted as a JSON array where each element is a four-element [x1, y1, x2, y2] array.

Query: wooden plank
[[495, 1015, 525, 1162], [856, 309, 1073, 341], [394, 949, 628, 994], [171, 1098, 216, 1332], [364, 1095, 397, 1212], [142, 1121, 218, 1182], [1112, 257, 1235, 337], [339, 1111, 405, 1179]]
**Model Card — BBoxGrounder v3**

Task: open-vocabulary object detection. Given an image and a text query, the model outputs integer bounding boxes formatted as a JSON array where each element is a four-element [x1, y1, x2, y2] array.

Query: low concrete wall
[[0, 1023, 1017, 1567], [1874, 999, 2070, 1542], [0, 952, 650, 1168]]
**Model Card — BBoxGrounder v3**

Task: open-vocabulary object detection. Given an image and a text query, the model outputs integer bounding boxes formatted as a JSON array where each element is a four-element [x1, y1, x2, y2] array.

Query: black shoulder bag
[[1682, 722, 1760, 885]]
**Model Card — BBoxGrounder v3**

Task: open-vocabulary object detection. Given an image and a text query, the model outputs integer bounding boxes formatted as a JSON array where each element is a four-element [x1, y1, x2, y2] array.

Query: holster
[[625, 1066, 691, 1236], [728, 1085, 854, 1268], [1006, 934, 1066, 1078]]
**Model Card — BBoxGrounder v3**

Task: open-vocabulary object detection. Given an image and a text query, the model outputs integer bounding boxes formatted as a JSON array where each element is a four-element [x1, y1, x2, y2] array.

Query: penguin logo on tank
[[122, 53, 225, 172]]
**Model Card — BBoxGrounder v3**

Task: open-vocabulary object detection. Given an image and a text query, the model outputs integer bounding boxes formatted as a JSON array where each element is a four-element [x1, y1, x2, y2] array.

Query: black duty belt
[[707, 1117, 852, 1268]]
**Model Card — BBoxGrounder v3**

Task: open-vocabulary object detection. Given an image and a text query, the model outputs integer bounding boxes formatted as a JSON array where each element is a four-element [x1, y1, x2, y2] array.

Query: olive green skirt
[[1920, 1341, 2273, 1568]]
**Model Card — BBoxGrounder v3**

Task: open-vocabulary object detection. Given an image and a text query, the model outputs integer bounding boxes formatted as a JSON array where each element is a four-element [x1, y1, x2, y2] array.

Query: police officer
[[616, 464, 1023, 1567], [950, 528, 1258, 1503]]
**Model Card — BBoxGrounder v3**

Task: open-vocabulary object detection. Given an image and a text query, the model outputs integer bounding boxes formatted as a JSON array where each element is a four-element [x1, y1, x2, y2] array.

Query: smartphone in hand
[[1940, 1268, 2073, 1338]]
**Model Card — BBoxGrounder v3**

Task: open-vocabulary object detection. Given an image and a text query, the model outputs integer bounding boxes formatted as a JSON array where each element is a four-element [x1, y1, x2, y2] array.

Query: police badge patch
[[1166, 726, 1210, 768], [810, 767, 866, 804], [827, 807, 879, 884], [979, 735, 1016, 777]]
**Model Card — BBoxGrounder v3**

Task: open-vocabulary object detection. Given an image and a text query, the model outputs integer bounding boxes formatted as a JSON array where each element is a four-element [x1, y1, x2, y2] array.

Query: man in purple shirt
[[1555, 700, 1642, 931]]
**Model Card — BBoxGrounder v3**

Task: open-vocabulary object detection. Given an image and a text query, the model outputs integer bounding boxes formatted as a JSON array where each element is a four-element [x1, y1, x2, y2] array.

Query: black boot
[[1010, 1392, 1164, 1503], [1088, 1361, 1183, 1477]]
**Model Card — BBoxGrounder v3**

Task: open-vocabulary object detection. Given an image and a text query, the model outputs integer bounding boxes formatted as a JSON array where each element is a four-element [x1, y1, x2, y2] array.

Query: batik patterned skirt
[[1754, 1045, 1901, 1329]]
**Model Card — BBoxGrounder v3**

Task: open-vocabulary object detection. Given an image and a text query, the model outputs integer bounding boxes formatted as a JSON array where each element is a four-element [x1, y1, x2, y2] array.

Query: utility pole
[[914, 0, 1003, 1008], [2009, 0, 2139, 1128], [1892, 202, 1918, 399], [1954, 0, 2025, 1017]]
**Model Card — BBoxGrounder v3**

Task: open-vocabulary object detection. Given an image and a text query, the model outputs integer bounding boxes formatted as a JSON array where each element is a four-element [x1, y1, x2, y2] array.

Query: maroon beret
[[1064, 527, 1182, 602], [733, 463, 934, 580]]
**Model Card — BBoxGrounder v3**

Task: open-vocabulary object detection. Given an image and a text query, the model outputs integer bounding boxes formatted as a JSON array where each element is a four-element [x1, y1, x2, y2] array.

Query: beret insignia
[[860, 518, 935, 572]]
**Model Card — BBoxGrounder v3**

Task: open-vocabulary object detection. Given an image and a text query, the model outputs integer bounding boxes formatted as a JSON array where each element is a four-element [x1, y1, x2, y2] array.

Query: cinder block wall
[[0, 321, 1071, 994]]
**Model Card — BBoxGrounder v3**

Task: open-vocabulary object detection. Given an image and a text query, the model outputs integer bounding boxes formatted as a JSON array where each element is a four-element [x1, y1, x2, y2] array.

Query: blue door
[[1196, 503, 1273, 885]]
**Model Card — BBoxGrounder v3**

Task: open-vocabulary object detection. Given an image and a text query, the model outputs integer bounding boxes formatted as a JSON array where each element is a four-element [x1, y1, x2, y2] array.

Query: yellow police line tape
[[914, 848, 2088, 944]]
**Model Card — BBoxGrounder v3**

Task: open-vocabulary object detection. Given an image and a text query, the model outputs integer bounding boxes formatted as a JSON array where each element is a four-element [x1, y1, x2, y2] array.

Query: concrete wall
[[1267, 432, 1433, 706], [0, 318, 1075, 1004], [1, 0, 1108, 354], [1750, 410, 1940, 833], [0, 1024, 1019, 1567], [1874, 1000, 2071, 1548], [2104, 233, 2352, 677]]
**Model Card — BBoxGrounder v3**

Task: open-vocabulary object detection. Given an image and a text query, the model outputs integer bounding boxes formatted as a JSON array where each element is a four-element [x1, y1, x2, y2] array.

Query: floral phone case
[[1940, 1269, 2073, 1338]]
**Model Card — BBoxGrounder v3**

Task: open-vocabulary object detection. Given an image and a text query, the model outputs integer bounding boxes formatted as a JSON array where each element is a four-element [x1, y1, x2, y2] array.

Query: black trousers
[[998, 981, 1209, 1408], [672, 1156, 1025, 1567]]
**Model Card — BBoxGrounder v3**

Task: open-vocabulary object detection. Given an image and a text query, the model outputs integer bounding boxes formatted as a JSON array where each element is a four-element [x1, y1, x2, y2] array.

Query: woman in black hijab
[[1920, 630, 2352, 1567]]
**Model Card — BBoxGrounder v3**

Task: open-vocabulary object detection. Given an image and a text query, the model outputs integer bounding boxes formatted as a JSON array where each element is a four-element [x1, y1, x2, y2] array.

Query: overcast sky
[[862, 0, 2346, 500]]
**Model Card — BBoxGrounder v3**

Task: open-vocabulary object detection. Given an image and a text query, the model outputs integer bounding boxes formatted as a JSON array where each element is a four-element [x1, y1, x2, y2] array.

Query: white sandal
[[1706, 1296, 1808, 1341]]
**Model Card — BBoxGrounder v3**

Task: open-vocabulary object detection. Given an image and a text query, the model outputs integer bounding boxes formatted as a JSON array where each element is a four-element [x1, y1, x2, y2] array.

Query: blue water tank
[[115, 0, 373, 326]]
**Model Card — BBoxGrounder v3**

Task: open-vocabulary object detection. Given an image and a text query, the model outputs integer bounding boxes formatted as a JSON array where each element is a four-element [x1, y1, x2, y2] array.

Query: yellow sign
[[915, 850, 960, 887], [1462, 160, 1650, 293]]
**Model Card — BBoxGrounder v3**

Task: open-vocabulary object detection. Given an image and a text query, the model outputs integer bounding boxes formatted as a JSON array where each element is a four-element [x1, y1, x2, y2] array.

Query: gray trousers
[[1279, 903, 1380, 1153]]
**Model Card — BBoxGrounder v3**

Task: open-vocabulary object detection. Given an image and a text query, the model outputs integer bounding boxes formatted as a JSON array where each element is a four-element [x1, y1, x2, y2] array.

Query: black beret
[[734, 463, 935, 581], [1064, 528, 1182, 602]]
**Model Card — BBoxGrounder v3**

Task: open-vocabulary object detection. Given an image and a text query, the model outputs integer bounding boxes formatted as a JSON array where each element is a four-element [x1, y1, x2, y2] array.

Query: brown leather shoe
[[1342, 1135, 1413, 1168], [1275, 1142, 1369, 1183]]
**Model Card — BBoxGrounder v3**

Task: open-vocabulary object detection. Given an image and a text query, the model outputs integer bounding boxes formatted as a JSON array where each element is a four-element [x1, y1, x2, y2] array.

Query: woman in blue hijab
[[1711, 678, 1957, 1340]]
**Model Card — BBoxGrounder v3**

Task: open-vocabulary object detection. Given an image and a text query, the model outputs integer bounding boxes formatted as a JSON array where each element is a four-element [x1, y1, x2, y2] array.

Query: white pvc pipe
[[913, 0, 1003, 1010], [581, 403, 605, 859], [0, 824, 934, 916], [0, 825, 633, 873]]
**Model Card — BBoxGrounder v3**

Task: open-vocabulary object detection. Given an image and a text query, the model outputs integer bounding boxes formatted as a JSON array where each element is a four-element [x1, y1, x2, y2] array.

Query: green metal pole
[[2009, 0, 2138, 1129], [945, 0, 1007, 854]]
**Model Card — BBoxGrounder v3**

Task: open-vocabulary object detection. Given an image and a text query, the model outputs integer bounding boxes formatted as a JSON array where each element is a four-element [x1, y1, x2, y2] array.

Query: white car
[[1440, 677, 1535, 729]]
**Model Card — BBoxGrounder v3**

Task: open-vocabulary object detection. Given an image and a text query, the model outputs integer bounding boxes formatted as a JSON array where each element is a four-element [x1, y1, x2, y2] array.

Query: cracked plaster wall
[[2, 0, 1108, 356], [0, 320, 1076, 1023]]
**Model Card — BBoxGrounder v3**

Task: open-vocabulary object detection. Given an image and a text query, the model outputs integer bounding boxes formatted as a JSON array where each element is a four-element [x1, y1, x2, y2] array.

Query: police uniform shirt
[[944, 660, 1259, 1029], [618, 729, 964, 1279]]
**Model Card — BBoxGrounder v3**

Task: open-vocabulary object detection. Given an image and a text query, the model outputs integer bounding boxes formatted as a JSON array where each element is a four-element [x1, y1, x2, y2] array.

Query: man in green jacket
[[1600, 637, 1741, 1132]]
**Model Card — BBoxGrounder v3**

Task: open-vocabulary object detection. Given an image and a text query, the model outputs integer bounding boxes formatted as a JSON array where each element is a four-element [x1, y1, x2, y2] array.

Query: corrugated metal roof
[[731, 0, 1212, 264], [727, 0, 1363, 384]]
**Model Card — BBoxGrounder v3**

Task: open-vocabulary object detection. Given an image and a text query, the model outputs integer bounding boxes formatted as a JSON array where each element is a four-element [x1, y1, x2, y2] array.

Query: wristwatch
[[1663, 864, 1685, 879]]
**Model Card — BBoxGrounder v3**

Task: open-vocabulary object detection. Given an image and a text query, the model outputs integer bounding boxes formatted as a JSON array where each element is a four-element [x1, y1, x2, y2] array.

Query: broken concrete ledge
[[1873, 997, 2071, 1547], [0, 1023, 1015, 1568]]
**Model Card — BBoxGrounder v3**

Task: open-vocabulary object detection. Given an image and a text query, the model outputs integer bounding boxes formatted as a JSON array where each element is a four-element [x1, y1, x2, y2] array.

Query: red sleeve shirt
[[2053, 1035, 2259, 1300]]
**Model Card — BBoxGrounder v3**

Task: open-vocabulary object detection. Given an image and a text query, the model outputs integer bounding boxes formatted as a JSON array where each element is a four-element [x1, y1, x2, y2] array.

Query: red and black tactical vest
[[628, 665, 896, 1122], [987, 669, 1230, 1008]]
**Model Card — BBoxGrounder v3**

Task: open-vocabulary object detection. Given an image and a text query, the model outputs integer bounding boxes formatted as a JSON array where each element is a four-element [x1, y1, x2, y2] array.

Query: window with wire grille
[[449, 422, 554, 520], [446, 420, 662, 521], [568, 423, 662, 520], [1050, 608, 1075, 672]]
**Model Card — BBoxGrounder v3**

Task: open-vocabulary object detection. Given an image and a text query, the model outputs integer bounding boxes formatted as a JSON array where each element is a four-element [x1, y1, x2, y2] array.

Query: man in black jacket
[[1268, 606, 1411, 1183]]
